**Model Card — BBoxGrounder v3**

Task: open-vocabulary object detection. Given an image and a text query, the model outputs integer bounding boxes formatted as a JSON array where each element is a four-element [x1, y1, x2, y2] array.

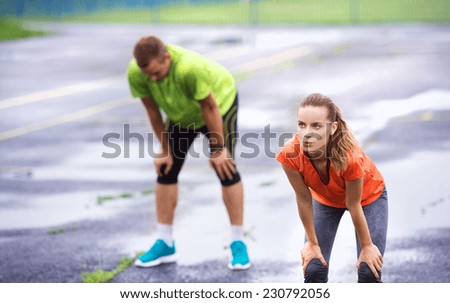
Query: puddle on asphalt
[[33, 142, 153, 182], [386, 249, 422, 264], [98, 152, 450, 281], [379, 150, 450, 238], [239, 107, 289, 129], [253, 30, 342, 49], [0, 142, 156, 229], [349, 89, 450, 144], [2, 88, 448, 281], [0, 191, 142, 230], [0, 166, 33, 180]]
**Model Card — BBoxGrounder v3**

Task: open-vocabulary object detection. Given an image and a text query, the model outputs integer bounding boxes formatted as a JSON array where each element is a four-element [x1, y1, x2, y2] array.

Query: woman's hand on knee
[[301, 242, 328, 275], [356, 243, 383, 280]]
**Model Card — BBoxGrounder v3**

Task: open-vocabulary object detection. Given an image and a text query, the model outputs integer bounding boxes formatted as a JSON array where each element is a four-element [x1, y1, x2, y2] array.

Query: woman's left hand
[[356, 243, 383, 280]]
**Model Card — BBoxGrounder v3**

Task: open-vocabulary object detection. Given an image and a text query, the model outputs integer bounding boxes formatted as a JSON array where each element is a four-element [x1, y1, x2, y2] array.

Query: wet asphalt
[[0, 22, 449, 283]]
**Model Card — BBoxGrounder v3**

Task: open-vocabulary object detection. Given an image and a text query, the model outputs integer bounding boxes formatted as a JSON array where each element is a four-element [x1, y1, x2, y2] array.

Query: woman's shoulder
[[281, 134, 302, 154], [338, 144, 373, 180], [345, 144, 368, 165]]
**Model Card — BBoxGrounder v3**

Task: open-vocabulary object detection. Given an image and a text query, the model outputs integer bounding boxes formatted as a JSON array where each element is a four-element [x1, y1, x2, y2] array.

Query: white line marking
[[0, 98, 135, 141], [0, 46, 251, 111], [0, 75, 124, 110], [0, 46, 309, 111], [0, 46, 311, 140]]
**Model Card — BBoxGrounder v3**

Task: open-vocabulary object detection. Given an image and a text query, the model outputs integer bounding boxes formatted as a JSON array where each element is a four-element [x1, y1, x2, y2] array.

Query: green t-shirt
[[127, 44, 236, 129]]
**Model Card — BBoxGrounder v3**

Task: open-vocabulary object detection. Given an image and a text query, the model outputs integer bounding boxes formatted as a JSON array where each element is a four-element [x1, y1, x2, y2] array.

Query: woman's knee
[[358, 262, 381, 283], [304, 258, 328, 283]]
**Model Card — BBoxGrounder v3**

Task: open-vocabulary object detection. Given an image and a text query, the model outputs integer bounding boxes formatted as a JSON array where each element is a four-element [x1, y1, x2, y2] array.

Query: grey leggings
[[305, 187, 388, 283]]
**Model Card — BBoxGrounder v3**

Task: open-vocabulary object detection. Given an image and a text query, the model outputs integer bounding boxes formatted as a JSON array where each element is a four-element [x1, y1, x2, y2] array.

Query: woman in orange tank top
[[276, 93, 388, 283]]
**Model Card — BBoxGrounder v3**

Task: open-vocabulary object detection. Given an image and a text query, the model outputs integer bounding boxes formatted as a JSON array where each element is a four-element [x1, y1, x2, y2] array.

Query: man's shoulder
[[168, 44, 201, 58], [127, 59, 140, 73], [169, 44, 206, 67], [168, 44, 232, 82], [127, 59, 146, 81]]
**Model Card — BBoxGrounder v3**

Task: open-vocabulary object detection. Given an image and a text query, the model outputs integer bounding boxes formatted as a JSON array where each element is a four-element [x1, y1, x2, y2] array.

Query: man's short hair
[[133, 36, 167, 68]]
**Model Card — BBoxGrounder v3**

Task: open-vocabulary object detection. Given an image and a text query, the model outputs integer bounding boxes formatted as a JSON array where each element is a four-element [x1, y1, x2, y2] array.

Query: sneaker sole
[[134, 254, 177, 268], [228, 262, 251, 271]]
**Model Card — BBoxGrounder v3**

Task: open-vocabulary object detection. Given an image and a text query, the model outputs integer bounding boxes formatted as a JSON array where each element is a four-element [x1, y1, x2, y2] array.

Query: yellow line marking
[[0, 98, 135, 141], [206, 46, 251, 61], [421, 111, 434, 121], [231, 46, 311, 75]]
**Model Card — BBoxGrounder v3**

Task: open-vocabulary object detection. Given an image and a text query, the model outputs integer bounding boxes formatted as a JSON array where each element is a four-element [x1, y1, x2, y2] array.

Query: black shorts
[[157, 94, 241, 186]]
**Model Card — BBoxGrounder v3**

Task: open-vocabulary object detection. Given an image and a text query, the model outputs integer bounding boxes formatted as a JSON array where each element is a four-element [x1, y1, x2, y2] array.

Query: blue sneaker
[[134, 239, 177, 267], [228, 240, 251, 270]]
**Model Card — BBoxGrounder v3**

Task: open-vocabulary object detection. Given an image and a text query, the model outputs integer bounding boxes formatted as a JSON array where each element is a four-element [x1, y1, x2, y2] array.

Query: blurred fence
[[1, 0, 237, 17], [0, 0, 448, 24], [0, 0, 188, 17]]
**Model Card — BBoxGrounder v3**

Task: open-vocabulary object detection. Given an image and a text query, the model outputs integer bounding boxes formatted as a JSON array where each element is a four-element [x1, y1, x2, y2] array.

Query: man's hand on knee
[[155, 152, 173, 176], [209, 147, 236, 180]]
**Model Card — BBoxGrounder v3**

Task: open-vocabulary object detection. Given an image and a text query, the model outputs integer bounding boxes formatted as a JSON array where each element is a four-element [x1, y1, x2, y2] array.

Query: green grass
[[47, 227, 66, 235], [0, 19, 46, 41], [3, 0, 447, 41], [96, 188, 153, 205], [96, 195, 115, 205], [47, 224, 78, 235], [81, 254, 139, 283], [33, 0, 449, 24], [141, 188, 155, 196], [119, 192, 133, 199]]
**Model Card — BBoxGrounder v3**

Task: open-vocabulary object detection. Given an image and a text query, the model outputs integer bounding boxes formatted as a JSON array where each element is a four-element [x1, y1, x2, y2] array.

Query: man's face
[[140, 54, 171, 82]]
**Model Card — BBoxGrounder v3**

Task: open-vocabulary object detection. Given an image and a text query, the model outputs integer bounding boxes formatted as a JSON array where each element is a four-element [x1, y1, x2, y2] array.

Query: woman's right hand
[[154, 151, 173, 177], [301, 242, 328, 275]]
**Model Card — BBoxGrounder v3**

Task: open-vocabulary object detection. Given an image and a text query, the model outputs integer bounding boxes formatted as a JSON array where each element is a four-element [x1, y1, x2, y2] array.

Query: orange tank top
[[276, 134, 385, 208]]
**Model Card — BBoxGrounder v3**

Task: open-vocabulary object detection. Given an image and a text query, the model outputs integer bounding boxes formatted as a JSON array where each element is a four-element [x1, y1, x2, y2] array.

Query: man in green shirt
[[127, 36, 250, 270]]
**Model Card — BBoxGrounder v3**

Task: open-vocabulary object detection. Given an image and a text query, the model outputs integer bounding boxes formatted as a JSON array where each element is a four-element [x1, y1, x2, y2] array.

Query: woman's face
[[297, 106, 337, 158]]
